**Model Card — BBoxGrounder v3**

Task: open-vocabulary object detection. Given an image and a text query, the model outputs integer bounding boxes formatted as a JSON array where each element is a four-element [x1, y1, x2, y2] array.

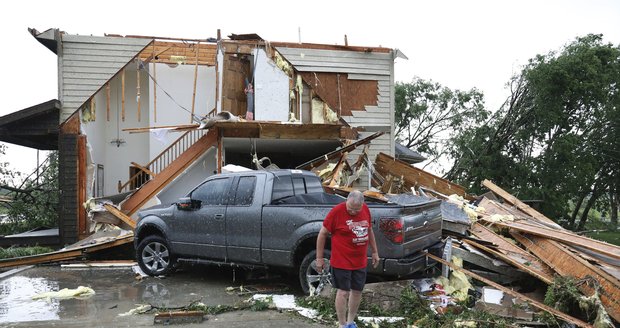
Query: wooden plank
[[191, 45, 199, 123], [103, 204, 136, 230], [482, 180, 562, 228], [451, 246, 527, 279], [479, 197, 530, 220], [374, 152, 468, 198], [296, 132, 383, 170], [464, 236, 554, 284], [77, 135, 88, 239], [426, 252, 594, 328], [121, 130, 218, 216], [0, 235, 133, 269], [153, 58, 157, 122], [511, 232, 620, 322], [483, 219, 620, 261], [328, 153, 349, 187]]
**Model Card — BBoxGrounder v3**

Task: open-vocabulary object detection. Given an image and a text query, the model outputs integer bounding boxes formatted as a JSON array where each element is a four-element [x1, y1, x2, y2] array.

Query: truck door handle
[[214, 214, 224, 219]]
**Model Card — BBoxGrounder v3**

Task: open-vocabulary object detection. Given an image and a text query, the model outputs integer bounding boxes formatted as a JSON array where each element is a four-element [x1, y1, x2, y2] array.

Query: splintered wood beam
[[482, 180, 562, 228], [121, 69, 126, 121], [328, 152, 348, 187], [464, 238, 554, 284], [479, 197, 531, 220], [103, 204, 136, 230], [323, 185, 389, 203], [0, 235, 134, 269], [77, 136, 87, 239], [482, 219, 620, 261], [511, 232, 620, 322], [296, 131, 384, 170], [191, 44, 199, 123], [123, 124, 199, 133], [469, 223, 555, 283], [374, 152, 468, 198], [426, 252, 594, 328]]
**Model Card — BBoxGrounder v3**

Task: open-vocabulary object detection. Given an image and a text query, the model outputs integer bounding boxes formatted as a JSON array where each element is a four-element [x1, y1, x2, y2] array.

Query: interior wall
[[81, 65, 150, 196], [253, 48, 290, 122], [148, 63, 216, 159]]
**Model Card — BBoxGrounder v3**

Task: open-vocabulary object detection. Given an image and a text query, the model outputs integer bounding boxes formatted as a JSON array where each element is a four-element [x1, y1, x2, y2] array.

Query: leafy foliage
[[0, 245, 53, 259], [395, 78, 490, 172], [0, 151, 58, 235], [446, 34, 620, 229]]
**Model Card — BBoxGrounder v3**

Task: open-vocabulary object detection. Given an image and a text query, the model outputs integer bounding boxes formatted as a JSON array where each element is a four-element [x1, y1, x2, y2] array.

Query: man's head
[[346, 190, 365, 216]]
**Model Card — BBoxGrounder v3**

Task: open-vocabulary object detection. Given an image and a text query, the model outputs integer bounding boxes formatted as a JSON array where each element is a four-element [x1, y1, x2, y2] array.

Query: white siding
[[59, 34, 151, 122], [276, 46, 396, 188]]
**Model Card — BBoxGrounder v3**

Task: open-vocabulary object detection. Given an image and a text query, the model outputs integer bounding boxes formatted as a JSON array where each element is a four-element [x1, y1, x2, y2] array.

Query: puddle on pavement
[[0, 265, 287, 325], [0, 275, 60, 322]]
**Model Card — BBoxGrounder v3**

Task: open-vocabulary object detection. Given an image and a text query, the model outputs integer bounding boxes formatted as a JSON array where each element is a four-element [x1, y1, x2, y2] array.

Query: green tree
[[447, 34, 620, 229], [0, 151, 58, 235], [394, 77, 489, 172]]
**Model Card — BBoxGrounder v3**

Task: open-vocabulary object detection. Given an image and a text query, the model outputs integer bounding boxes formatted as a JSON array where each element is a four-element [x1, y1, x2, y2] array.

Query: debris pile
[[306, 143, 620, 327]]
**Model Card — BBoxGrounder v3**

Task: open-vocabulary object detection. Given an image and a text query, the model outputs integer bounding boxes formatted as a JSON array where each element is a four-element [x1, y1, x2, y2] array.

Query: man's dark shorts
[[331, 267, 367, 291]]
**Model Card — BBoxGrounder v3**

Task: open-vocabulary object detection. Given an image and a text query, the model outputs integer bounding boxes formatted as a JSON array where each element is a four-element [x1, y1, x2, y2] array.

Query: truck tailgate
[[373, 199, 442, 259]]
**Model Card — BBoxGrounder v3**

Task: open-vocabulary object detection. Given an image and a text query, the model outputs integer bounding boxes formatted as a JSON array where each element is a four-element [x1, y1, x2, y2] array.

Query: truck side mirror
[[177, 197, 201, 210]]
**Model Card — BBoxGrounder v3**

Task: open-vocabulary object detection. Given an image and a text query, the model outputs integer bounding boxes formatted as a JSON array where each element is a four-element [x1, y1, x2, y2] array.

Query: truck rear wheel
[[137, 235, 176, 276], [299, 250, 332, 295]]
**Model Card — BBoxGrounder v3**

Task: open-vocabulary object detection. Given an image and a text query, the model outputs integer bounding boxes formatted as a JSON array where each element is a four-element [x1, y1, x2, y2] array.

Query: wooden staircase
[[120, 129, 218, 216]]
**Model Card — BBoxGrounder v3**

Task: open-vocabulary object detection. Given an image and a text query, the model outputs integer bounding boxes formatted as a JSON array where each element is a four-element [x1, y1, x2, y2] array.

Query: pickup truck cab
[[134, 169, 442, 293]]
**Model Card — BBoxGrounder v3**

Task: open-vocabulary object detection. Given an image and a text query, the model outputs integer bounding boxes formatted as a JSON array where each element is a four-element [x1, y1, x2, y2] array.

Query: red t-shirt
[[323, 202, 371, 270]]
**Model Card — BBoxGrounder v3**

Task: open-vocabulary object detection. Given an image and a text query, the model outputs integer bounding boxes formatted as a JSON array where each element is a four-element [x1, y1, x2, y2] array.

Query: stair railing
[[117, 128, 208, 193]]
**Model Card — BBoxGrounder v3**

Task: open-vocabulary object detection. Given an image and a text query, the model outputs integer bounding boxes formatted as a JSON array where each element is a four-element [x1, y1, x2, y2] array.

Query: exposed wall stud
[[153, 63, 157, 122], [121, 69, 126, 121], [191, 44, 200, 123], [137, 67, 141, 122]]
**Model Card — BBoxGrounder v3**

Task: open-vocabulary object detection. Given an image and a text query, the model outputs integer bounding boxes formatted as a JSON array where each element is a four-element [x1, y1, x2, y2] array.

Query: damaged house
[[0, 28, 409, 246]]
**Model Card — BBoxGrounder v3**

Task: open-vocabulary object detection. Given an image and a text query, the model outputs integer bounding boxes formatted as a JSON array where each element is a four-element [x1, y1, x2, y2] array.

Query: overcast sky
[[1, 0, 619, 177]]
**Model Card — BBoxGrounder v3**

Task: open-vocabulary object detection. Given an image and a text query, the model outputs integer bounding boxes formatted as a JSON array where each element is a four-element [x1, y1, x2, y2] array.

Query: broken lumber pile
[[315, 150, 620, 326]]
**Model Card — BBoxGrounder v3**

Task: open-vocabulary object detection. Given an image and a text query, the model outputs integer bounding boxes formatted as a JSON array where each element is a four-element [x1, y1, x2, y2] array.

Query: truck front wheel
[[137, 235, 176, 276], [299, 250, 332, 295]]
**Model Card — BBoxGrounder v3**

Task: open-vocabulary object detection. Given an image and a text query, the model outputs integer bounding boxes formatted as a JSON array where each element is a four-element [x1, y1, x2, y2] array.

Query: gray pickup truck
[[134, 169, 443, 293]]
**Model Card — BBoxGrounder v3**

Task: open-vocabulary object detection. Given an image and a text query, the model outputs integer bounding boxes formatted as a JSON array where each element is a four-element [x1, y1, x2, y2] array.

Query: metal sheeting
[[60, 35, 151, 122]]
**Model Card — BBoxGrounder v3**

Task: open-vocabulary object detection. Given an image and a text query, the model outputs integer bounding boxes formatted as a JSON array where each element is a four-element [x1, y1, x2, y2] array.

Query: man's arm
[[316, 226, 330, 272], [368, 225, 379, 268]]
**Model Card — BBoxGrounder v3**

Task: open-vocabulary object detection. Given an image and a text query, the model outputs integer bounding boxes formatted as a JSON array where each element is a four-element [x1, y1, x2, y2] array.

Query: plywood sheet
[[468, 223, 554, 284], [374, 152, 467, 198], [482, 180, 562, 228], [512, 232, 620, 322], [484, 219, 620, 261]]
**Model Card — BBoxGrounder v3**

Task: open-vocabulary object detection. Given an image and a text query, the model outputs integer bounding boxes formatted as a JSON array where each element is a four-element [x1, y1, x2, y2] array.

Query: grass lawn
[[584, 230, 620, 246]]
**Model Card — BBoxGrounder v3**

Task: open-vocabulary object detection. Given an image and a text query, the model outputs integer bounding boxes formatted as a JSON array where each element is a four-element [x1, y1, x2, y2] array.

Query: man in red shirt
[[316, 190, 379, 328]]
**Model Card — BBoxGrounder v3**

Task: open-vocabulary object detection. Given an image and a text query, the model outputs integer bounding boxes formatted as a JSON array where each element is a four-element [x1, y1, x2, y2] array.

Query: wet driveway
[[0, 265, 329, 327]]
